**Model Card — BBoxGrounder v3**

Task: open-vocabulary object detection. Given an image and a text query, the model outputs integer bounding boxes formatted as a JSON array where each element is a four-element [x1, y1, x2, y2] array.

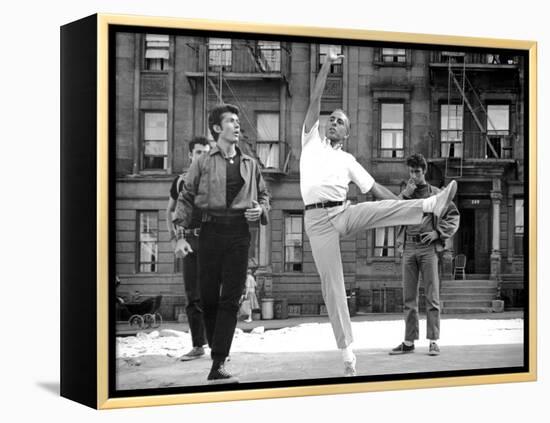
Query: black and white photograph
[[6, 0, 549, 419], [111, 25, 529, 394]]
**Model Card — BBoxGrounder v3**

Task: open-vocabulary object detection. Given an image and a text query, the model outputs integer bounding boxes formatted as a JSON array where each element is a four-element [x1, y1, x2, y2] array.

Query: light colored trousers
[[304, 199, 424, 349]]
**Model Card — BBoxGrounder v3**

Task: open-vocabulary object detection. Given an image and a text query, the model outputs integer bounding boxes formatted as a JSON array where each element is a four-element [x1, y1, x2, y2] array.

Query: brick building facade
[[114, 32, 526, 319]]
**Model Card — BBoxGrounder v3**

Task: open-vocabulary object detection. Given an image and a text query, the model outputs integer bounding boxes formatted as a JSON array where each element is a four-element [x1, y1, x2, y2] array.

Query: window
[[441, 104, 463, 158], [441, 51, 465, 64], [144, 34, 170, 71], [319, 45, 343, 74], [487, 105, 510, 158], [257, 41, 281, 72], [284, 214, 303, 272], [142, 112, 168, 170], [514, 198, 524, 256], [138, 211, 159, 272], [208, 38, 232, 70], [382, 48, 406, 63], [248, 224, 260, 268], [487, 54, 516, 65], [373, 227, 396, 257], [256, 113, 280, 169], [380, 103, 404, 158]]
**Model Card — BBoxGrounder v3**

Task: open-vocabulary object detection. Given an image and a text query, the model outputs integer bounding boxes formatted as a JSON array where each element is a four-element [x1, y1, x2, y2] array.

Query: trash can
[[261, 298, 275, 320], [347, 294, 357, 317], [274, 299, 288, 319], [174, 305, 186, 322]]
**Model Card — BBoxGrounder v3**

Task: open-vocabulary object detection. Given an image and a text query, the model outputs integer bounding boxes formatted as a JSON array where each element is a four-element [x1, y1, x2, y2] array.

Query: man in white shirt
[[301, 47, 457, 377]]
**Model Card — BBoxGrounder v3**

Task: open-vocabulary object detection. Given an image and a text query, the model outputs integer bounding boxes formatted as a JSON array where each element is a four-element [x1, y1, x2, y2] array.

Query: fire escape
[[185, 39, 292, 174], [441, 53, 515, 179]]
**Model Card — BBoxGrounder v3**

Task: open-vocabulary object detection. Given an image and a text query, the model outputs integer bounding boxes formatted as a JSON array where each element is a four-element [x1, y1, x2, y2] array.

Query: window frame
[[514, 197, 524, 256], [486, 103, 511, 159], [381, 48, 407, 63], [372, 226, 397, 258], [318, 44, 343, 74], [284, 213, 304, 273], [143, 34, 170, 71], [208, 37, 232, 71], [255, 111, 281, 170], [440, 103, 464, 158], [256, 41, 281, 72], [380, 102, 405, 158], [136, 210, 159, 273], [141, 110, 169, 172]]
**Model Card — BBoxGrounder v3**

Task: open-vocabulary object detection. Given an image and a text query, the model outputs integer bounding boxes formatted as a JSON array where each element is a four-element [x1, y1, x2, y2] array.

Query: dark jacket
[[396, 184, 460, 253], [173, 145, 271, 228]]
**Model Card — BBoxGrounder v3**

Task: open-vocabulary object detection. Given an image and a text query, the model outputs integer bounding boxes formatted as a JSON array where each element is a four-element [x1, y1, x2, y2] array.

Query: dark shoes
[[207, 363, 239, 384], [178, 346, 205, 361], [428, 342, 441, 356], [389, 342, 415, 355]]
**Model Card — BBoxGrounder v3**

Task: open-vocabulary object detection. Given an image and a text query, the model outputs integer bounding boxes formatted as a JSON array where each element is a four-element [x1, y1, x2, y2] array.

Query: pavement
[[116, 344, 523, 390], [116, 310, 524, 336], [115, 311, 525, 390]]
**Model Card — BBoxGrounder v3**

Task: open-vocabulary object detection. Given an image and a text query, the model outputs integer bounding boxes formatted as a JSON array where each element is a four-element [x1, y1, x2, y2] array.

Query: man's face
[[326, 110, 350, 143], [215, 112, 240, 144], [408, 166, 427, 184], [189, 143, 210, 163]]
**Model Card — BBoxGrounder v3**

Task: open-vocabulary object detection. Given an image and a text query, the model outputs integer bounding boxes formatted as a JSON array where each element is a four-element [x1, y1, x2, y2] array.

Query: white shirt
[[300, 120, 375, 205]]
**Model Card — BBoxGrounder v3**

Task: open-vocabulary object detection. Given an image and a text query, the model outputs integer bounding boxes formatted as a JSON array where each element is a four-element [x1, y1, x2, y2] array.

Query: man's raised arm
[[303, 47, 343, 136]]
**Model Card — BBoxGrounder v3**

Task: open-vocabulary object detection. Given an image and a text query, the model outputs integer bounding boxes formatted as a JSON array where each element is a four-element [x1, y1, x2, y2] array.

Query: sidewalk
[[117, 344, 524, 390], [116, 311, 524, 390], [116, 310, 523, 336]]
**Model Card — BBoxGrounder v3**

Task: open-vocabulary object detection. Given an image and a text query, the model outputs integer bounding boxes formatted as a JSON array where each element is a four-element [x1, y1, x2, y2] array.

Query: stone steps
[[442, 300, 493, 308], [443, 307, 493, 314], [441, 293, 495, 301], [442, 287, 497, 294], [440, 278, 498, 314], [444, 280, 498, 288]]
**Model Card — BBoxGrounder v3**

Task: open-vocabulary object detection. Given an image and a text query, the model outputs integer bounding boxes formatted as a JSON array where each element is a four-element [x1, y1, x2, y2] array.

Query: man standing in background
[[166, 137, 210, 361], [390, 153, 460, 356]]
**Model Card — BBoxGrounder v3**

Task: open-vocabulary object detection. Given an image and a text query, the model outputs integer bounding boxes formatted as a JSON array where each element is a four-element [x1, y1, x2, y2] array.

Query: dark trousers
[[198, 221, 250, 362], [182, 235, 206, 348], [402, 243, 440, 341]]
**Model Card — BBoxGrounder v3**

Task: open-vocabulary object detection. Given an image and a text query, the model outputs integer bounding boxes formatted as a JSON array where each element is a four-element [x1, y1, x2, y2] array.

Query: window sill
[[141, 70, 169, 74], [374, 61, 408, 68], [139, 170, 169, 176], [367, 257, 401, 264], [372, 157, 406, 163], [262, 167, 287, 175]]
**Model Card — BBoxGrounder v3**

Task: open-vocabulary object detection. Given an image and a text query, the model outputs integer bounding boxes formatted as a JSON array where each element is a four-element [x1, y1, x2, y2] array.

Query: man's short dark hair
[[406, 153, 428, 171], [208, 104, 240, 141], [188, 136, 209, 153]]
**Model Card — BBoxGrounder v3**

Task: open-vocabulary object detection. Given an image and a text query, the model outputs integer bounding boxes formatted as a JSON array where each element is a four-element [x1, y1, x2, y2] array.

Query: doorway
[[455, 206, 491, 274]]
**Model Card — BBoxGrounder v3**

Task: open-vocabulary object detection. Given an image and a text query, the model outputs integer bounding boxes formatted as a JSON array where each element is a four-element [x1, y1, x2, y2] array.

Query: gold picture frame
[[60, 13, 537, 409]]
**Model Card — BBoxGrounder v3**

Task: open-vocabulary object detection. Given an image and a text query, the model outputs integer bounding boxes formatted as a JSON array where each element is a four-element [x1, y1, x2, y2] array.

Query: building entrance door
[[456, 199, 491, 274]]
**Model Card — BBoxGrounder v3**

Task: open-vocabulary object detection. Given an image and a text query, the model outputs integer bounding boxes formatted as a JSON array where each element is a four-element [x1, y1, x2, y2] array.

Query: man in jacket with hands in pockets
[[389, 153, 460, 357], [173, 104, 271, 384]]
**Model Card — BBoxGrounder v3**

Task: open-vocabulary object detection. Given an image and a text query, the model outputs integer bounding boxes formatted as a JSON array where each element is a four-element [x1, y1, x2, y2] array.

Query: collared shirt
[[173, 145, 271, 228], [300, 120, 375, 205]]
